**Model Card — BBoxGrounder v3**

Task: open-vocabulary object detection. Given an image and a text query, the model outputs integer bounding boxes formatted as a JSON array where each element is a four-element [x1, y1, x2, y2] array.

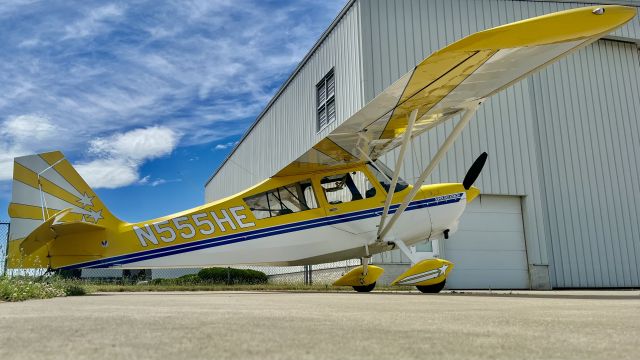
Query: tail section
[[7, 151, 120, 269]]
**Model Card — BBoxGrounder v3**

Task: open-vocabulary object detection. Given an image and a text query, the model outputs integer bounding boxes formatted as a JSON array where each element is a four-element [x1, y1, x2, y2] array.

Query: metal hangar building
[[205, 0, 640, 289]]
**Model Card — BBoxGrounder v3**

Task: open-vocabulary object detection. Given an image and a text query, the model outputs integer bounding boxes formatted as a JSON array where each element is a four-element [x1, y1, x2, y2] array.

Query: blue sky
[[0, 0, 345, 222]]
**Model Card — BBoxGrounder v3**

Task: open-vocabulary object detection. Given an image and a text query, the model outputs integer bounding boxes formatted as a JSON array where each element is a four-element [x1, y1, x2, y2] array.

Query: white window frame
[[413, 239, 440, 261], [316, 68, 336, 131]]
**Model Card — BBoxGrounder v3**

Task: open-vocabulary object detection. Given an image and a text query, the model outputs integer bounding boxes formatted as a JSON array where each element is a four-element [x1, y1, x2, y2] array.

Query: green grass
[[0, 274, 416, 301], [0, 276, 92, 302]]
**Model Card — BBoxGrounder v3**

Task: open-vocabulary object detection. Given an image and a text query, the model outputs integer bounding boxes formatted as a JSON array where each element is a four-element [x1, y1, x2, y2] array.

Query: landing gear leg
[[361, 256, 369, 278], [352, 256, 376, 292]]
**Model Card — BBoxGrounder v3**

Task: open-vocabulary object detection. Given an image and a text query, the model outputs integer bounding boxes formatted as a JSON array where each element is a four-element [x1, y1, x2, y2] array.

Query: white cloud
[[138, 175, 150, 185], [149, 178, 167, 187], [214, 141, 238, 150], [3, 114, 62, 146], [0, 116, 180, 188], [0, 0, 38, 18], [76, 126, 180, 189], [89, 126, 179, 161], [63, 4, 125, 40], [0, 150, 21, 181], [137, 175, 180, 187], [0, 114, 64, 181], [75, 158, 139, 189]]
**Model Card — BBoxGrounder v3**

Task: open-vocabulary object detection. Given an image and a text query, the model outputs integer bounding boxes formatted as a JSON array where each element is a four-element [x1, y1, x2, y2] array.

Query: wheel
[[416, 280, 446, 293], [352, 282, 376, 292]]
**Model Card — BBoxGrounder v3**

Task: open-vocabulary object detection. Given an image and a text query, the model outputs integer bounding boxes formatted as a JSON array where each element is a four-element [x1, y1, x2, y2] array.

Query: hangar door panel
[[444, 195, 528, 289]]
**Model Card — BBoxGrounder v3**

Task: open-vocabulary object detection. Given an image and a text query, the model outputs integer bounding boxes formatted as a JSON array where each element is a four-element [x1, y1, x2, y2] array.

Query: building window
[[244, 180, 318, 220], [317, 68, 335, 130]]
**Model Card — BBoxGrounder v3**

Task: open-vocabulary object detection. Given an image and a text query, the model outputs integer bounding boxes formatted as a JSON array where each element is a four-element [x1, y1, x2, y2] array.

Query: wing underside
[[275, 5, 636, 177]]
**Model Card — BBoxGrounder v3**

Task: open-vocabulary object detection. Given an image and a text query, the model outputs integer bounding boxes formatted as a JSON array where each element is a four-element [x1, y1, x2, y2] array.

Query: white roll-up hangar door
[[444, 195, 529, 289]]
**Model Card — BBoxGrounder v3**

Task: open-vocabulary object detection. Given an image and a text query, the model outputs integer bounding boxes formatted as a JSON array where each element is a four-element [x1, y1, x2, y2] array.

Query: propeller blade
[[463, 152, 488, 190]]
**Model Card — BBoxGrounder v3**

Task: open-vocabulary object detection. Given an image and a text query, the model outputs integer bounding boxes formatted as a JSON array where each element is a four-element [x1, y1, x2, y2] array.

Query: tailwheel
[[416, 279, 446, 293], [352, 282, 376, 293]]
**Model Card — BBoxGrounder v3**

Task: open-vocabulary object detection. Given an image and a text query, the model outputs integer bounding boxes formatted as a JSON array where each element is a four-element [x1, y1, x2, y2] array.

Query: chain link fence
[[80, 259, 361, 285], [1, 221, 50, 278], [1, 222, 9, 276]]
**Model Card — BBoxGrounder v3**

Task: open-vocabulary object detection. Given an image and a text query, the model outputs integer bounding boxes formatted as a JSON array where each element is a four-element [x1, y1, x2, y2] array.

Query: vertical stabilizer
[[7, 151, 119, 268]]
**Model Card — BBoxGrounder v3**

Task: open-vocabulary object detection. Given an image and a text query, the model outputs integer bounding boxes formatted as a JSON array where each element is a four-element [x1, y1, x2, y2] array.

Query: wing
[[275, 5, 636, 177]]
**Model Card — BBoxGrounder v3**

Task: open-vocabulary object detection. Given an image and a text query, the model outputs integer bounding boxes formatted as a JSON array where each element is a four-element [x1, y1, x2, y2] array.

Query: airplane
[[5, 5, 636, 292]]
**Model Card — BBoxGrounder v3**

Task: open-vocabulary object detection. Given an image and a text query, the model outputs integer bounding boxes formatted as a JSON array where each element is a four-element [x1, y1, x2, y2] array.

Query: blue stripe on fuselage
[[61, 193, 464, 269]]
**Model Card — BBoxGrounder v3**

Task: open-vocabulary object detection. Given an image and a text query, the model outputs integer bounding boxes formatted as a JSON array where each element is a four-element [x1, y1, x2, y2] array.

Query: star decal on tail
[[75, 191, 103, 224], [77, 192, 94, 207], [87, 209, 103, 223]]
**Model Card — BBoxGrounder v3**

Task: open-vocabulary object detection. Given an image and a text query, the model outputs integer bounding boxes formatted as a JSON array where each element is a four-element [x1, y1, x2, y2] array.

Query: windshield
[[366, 160, 409, 193]]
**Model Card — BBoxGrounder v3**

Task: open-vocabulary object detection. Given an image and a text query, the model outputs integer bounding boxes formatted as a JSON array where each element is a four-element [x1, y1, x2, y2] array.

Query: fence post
[[1, 222, 9, 276], [303, 265, 313, 285], [303, 265, 307, 285]]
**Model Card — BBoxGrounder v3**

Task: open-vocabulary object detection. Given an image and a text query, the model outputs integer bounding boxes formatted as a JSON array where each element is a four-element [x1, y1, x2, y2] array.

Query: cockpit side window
[[244, 179, 318, 220], [320, 171, 376, 204], [366, 160, 409, 193]]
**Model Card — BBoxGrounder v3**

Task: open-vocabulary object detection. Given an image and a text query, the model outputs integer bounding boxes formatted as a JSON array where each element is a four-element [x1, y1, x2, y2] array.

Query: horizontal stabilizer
[[20, 208, 71, 255], [19, 208, 106, 255]]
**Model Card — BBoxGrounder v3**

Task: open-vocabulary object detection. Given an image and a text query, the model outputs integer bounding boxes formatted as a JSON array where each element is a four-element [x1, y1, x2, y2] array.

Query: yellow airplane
[[6, 6, 636, 292]]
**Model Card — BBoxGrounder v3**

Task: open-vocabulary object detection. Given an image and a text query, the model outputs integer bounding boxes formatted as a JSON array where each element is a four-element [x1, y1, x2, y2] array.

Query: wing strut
[[357, 149, 392, 183], [377, 101, 482, 241], [377, 109, 417, 237]]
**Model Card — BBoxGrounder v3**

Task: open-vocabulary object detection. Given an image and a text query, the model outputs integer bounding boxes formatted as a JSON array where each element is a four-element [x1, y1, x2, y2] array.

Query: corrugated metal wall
[[206, 0, 640, 287], [530, 40, 640, 287], [205, 1, 365, 201]]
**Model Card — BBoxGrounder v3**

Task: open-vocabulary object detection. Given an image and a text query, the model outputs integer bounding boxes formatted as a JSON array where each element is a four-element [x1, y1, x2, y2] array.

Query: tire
[[416, 280, 446, 293], [352, 282, 376, 292]]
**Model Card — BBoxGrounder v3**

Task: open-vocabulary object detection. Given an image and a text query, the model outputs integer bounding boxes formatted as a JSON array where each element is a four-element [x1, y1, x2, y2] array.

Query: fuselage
[[46, 163, 478, 270]]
